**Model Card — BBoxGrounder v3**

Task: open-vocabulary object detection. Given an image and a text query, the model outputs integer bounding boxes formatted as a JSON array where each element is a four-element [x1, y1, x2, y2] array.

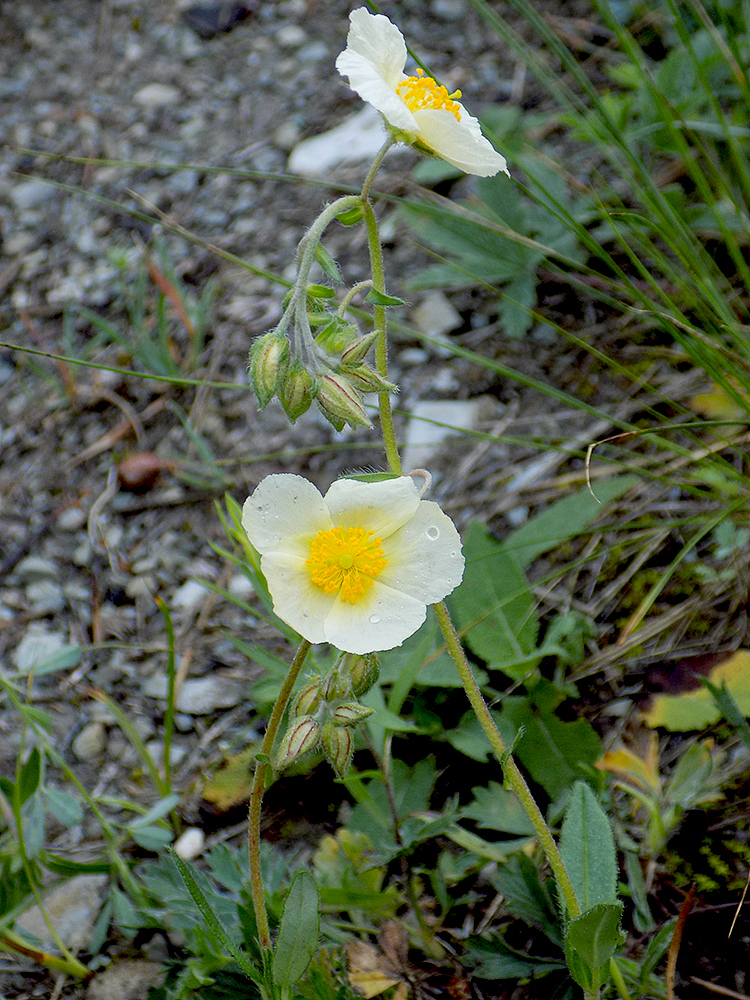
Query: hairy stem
[[248, 639, 312, 951], [433, 600, 580, 918]]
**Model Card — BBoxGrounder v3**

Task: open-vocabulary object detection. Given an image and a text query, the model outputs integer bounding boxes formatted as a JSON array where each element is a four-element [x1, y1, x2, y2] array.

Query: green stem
[[248, 639, 312, 951], [0, 929, 89, 979], [362, 199, 402, 476], [432, 600, 580, 918]]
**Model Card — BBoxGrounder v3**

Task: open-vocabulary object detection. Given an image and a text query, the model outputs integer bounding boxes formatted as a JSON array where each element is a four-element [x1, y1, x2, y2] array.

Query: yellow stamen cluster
[[307, 526, 387, 604], [397, 69, 462, 120]]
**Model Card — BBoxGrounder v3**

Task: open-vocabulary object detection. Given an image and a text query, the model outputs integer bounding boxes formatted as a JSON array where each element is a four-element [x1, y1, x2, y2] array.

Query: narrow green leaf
[[18, 747, 42, 805], [128, 793, 181, 828], [272, 870, 320, 987], [313, 244, 342, 283], [559, 782, 618, 912], [364, 288, 405, 306], [699, 677, 750, 753], [41, 851, 113, 876], [128, 825, 174, 851], [565, 903, 623, 991], [168, 850, 263, 984]]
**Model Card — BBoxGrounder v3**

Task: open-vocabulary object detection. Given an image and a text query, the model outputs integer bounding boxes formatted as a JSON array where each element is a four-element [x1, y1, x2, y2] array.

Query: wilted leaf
[[642, 650, 750, 730], [201, 747, 255, 810]]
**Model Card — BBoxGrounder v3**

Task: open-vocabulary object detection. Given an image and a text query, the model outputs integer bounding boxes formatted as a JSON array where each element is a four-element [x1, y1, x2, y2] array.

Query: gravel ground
[[0, 1, 693, 996]]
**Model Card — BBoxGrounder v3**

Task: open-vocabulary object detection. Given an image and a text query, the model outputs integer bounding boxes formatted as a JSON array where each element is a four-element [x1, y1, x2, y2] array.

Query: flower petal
[[380, 500, 464, 602], [242, 474, 331, 557], [323, 579, 427, 653], [413, 107, 509, 177], [260, 551, 336, 645], [335, 50, 416, 133], [324, 476, 421, 539], [340, 8, 407, 88]]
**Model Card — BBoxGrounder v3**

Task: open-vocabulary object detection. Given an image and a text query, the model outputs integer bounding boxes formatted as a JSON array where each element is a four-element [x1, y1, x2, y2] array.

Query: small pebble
[[172, 579, 209, 610], [26, 580, 65, 614], [57, 507, 87, 531], [134, 83, 181, 107], [73, 722, 107, 762], [173, 827, 205, 860], [15, 555, 59, 583]]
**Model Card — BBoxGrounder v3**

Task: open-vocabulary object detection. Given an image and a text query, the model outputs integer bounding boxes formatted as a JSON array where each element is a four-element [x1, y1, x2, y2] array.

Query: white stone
[[228, 573, 255, 600], [134, 83, 181, 108], [15, 555, 59, 582], [143, 674, 245, 714], [401, 399, 486, 472], [287, 106, 387, 178], [26, 580, 65, 614], [57, 507, 87, 531], [276, 24, 307, 47], [173, 827, 205, 860], [172, 579, 209, 610], [412, 291, 463, 338]]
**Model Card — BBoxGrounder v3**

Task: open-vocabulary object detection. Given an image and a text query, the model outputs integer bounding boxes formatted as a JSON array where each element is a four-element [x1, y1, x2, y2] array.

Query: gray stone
[[15, 555, 59, 583], [412, 291, 463, 338], [57, 507, 87, 531], [16, 874, 108, 952], [10, 179, 56, 209], [86, 959, 165, 1000], [133, 83, 181, 107], [142, 674, 245, 714], [12, 627, 65, 674], [72, 722, 107, 761], [26, 579, 65, 614], [401, 399, 487, 472]]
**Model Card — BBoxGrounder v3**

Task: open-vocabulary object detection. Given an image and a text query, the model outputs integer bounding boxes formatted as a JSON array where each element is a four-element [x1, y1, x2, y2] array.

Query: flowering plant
[[242, 473, 464, 654], [336, 7, 508, 177]]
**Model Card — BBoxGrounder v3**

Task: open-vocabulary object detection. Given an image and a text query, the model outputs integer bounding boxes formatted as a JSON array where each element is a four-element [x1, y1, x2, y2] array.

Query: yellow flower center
[[307, 526, 387, 604], [397, 69, 462, 121]]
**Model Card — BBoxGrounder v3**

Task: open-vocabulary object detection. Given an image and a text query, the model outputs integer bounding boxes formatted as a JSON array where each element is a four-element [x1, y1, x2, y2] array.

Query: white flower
[[335, 7, 508, 178], [242, 474, 464, 654]]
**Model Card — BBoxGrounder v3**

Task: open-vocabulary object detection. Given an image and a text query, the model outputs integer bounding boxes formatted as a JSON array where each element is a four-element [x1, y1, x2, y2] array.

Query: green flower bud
[[345, 652, 380, 697], [279, 362, 315, 422], [274, 716, 320, 771], [320, 722, 353, 779], [248, 332, 289, 408], [332, 702, 374, 727], [316, 373, 373, 430], [315, 318, 360, 358], [341, 331, 378, 365], [320, 669, 347, 702], [339, 363, 397, 394], [291, 680, 323, 718]]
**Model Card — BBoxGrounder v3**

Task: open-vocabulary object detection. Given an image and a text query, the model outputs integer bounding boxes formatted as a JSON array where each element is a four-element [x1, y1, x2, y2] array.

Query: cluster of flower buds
[[248, 291, 396, 432], [273, 651, 379, 778]]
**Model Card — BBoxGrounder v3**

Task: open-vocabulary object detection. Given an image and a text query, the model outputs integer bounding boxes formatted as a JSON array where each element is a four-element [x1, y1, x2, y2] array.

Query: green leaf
[[448, 521, 538, 679], [492, 853, 562, 946], [364, 288, 405, 307], [462, 782, 535, 836], [312, 244, 341, 283], [18, 747, 42, 805], [466, 933, 567, 980], [272, 870, 320, 987], [17, 644, 82, 676], [129, 825, 174, 851], [42, 787, 83, 827], [503, 477, 639, 569], [564, 903, 624, 991], [559, 782, 618, 912], [497, 699, 602, 801], [129, 793, 181, 828], [168, 850, 263, 984], [700, 676, 750, 753], [41, 851, 113, 876]]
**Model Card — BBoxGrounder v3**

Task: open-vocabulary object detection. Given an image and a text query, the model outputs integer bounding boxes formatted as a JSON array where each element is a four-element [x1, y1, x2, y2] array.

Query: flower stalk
[[247, 639, 311, 951]]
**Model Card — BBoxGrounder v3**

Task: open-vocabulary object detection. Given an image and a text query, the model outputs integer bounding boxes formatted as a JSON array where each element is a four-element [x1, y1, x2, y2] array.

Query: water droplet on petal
[[369, 614, 381, 624], [426, 526, 440, 540]]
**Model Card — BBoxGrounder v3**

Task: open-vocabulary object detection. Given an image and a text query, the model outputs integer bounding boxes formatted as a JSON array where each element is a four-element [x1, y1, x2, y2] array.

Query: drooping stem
[[433, 600, 580, 919], [248, 639, 312, 951]]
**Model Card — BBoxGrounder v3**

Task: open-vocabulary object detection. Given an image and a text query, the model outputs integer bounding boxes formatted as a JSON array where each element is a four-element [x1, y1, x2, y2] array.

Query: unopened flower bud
[[320, 722, 353, 779], [345, 652, 380, 697], [316, 373, 372, 430], [320, 669, 346, 702], [333, 702, 374, 727], [315, 318, 359, 358], [291, 680, 323, 718], [341, 331, 378, 365], [274, 716, 320, 771], [279, 362, 315, 422], [248, 332, 289, 408], [340, 363, 396, 394]]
